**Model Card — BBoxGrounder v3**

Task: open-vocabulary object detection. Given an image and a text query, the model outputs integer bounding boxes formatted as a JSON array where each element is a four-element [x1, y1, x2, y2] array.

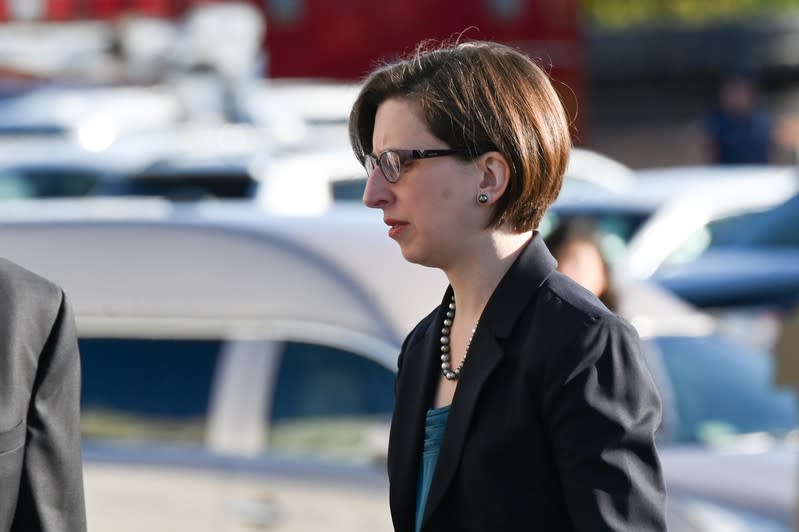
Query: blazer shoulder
[[0, 258, 64, 312], [540, 270, 619, 326], [533, 271, 641, 360]]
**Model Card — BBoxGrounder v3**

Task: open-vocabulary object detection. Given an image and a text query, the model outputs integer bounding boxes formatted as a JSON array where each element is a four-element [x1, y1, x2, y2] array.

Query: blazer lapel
[[389, 288, 453, 532], [420, 234, 557, 529], [420, 326, 504, 528]]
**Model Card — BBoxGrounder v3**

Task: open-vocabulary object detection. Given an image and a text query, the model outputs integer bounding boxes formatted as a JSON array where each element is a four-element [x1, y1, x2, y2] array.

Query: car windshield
[[651, 335, 797, 445], [0, 167, 100, 198], [99, 173, 256, 200]]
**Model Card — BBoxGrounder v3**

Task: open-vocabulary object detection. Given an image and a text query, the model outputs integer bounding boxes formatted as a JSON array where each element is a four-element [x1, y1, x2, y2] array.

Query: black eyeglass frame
[[364, 148, 474, 183]]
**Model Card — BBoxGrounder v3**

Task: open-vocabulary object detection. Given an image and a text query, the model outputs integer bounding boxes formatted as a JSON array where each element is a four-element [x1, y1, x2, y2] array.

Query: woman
[[545, 217, 618, 312], [349, 41, 665, 531]]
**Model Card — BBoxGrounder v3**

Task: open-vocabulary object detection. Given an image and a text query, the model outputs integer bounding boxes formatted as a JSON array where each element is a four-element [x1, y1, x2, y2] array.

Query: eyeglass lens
[[381, 151, 401, 182], [365, 151, 403, 182]]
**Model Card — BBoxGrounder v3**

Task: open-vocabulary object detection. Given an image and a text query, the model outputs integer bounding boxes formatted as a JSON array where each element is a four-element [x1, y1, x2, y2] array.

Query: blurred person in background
[[545, 217, 618, 312], [775, 305, 799, 388], [351, 40, 665, 531], [703, 71, 775, 164], [0, 259, 85, 532], [774, 306, 799, 531]]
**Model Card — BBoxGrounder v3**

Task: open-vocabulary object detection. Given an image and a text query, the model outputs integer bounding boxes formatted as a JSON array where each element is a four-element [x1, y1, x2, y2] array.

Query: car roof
[[631, 164, 798, 204], [565, 147, 635, 191], [635, 164, 797, 184], [0, 200, 446, 347], [558, 164, 797, 207]]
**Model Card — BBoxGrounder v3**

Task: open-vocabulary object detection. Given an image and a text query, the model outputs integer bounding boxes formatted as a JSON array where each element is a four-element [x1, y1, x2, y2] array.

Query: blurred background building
[[3, 1, 799, 166]]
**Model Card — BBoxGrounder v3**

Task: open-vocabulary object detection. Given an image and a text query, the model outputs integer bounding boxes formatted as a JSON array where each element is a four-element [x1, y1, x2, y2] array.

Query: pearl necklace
[[440, 295, 477, 380]]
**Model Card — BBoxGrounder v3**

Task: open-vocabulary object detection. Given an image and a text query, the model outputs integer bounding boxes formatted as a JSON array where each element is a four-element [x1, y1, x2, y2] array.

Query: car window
[[79, 338, 221, 446], [0, 168, 100, 198], [100, 174, 256, 200], [649, 335, 797, 445], [330, 178, 366, 201], [266, 341, 395, 463]]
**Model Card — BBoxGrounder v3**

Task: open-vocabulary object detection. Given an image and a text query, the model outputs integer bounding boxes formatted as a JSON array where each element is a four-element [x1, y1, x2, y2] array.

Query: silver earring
[[478, 193, 489, 204]]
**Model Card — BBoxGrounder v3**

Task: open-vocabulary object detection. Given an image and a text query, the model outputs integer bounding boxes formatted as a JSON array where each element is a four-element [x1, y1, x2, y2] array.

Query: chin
[[399, 246, 424, 266], [399, 244, 441, 270]]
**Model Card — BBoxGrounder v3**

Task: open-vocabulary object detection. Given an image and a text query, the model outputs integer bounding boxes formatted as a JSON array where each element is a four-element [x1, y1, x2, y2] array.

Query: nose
[[363, 166, 393, 209]]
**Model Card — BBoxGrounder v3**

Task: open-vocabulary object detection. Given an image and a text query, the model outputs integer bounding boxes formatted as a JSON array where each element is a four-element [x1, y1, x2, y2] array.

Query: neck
[[444, 229, 532, 322]]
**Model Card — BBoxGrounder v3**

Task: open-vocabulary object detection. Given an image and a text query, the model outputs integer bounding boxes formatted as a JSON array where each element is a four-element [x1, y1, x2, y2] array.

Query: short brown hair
[[349, 40, 571, 232]]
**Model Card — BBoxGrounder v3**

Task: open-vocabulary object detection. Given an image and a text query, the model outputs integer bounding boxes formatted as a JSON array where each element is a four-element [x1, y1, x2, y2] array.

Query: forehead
[[372, 97, 439, 152]]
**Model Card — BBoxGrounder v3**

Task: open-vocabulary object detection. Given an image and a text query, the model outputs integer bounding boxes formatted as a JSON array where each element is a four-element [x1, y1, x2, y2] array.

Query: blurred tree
[[584, 0, 799, 28]]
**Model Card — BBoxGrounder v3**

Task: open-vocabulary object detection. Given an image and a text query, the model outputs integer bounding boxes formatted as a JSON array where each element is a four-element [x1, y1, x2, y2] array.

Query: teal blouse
[[414, 404, 451, 532]]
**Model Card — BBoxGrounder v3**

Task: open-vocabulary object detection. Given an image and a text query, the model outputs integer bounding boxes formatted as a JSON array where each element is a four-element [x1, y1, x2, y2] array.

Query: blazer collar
[[478, 232, 558, 339], [402, 234, 557, 530]]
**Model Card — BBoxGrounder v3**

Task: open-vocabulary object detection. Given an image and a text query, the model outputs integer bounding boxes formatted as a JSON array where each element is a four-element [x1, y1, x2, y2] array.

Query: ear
[[474, 151, 510, 204]]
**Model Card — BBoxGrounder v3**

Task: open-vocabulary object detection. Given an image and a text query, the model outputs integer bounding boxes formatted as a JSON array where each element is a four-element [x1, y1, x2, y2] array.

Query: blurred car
[[97, 147, 366, 213], [546, 165, 799, 276], [0, 199, 794, 531], [0, 84, 182, 143], [560, 146, 634, 194], [0, 123, 277, 200], [0, 134, 160, 198], [95, 152, 261, 201], [653, 191, 799, 351], [0, 162, 110, 198], [706, 188, 799, 251], [237, 79, 361, 151], [616, 279, 796, 530], [622, 165, 799, 278], [655, 249, 799, 313]]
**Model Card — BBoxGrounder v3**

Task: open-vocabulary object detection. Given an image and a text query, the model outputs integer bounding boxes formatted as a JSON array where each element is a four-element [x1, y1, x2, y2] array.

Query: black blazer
[[387, 235, 666, 531], [0, 259, 86, 532]]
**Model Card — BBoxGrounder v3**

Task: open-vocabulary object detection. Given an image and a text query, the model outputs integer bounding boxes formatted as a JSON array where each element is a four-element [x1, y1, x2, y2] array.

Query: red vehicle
[[0, 0, 585, 136], [263, 0, 585, 136], [0, 0, 190, 20]]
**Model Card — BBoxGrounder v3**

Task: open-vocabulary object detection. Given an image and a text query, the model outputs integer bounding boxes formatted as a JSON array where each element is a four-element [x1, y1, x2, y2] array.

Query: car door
[[79, 335, 238, 532], [213, 335, 396, 532]]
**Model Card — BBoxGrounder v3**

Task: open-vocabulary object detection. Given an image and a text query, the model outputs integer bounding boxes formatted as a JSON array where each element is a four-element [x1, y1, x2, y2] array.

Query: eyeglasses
[[364, 149, 472, 183]]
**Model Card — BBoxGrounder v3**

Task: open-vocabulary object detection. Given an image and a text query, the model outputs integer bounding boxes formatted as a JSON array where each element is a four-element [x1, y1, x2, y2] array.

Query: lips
[[385, 218, 409, 239]]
